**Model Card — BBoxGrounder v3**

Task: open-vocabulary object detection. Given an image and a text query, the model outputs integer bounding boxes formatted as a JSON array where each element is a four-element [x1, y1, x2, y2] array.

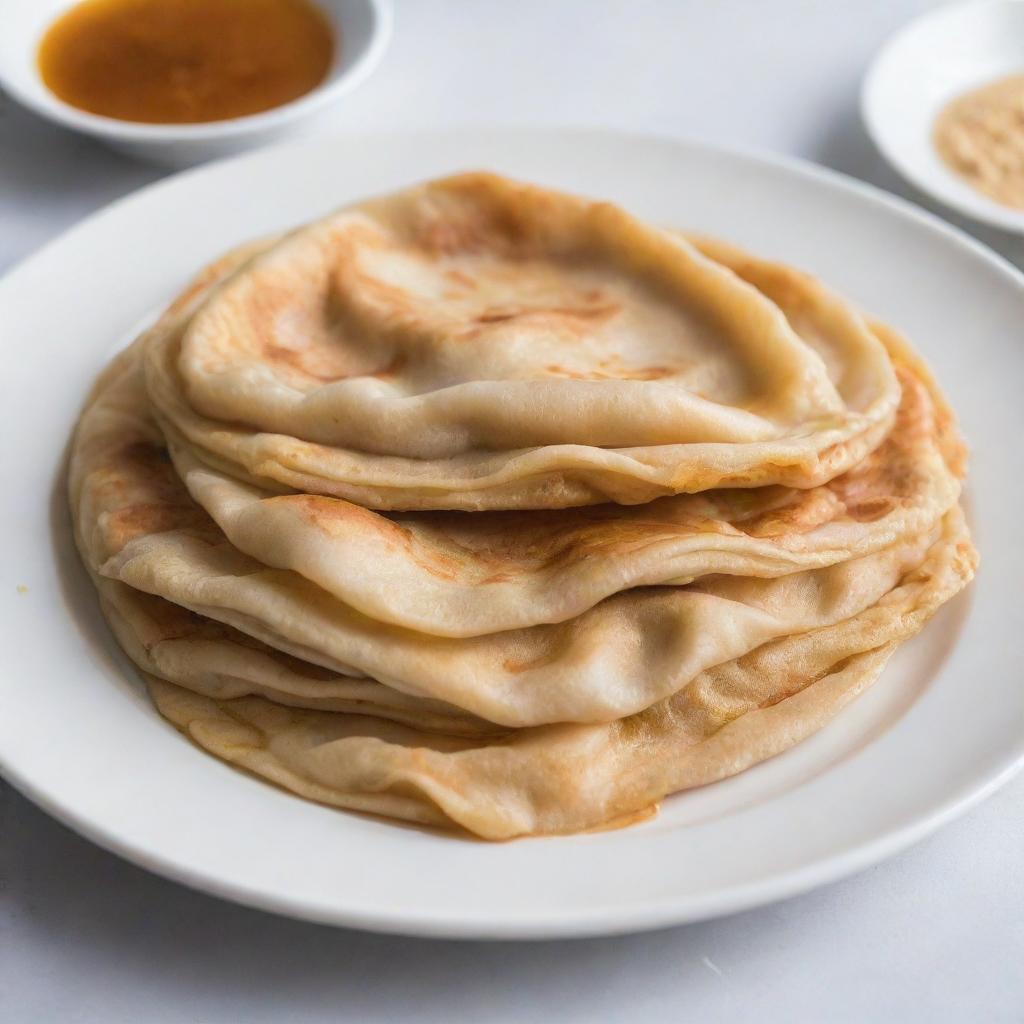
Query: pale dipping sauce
[[934, 74, 1024, 210]]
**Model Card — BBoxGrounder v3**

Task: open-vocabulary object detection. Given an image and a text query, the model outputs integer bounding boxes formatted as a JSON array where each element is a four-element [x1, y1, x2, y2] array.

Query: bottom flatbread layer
[[147, 507, 975, 839]]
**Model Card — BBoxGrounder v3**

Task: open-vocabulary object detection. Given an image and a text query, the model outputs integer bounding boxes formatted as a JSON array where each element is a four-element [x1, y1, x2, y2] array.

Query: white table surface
[[2, 1, 1022, 1020]]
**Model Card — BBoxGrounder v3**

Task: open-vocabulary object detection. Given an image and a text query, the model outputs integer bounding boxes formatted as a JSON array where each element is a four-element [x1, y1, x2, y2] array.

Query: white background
[[1, 1, 1021, 1020]]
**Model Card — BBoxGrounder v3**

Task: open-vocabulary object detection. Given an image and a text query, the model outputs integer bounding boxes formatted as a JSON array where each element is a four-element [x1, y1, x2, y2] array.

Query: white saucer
[[863, 0, 1024, 233]]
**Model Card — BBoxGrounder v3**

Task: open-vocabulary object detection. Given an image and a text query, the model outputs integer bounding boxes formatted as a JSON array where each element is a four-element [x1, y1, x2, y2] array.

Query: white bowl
[[862, 0, 1024, 233], [0, 0, 392, 166]]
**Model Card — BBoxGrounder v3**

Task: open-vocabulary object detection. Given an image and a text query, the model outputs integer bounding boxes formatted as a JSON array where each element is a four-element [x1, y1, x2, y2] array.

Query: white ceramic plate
[[862, 0, 1024, 233], [1, 130, 1021, 940]]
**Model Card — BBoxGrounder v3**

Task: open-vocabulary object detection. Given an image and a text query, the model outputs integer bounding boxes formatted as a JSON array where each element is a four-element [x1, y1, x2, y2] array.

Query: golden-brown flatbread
[[72, 348, 950, 728], [146, 507, 975, 839], [64, 180, 976, 839], [146, 173, 901, 510]]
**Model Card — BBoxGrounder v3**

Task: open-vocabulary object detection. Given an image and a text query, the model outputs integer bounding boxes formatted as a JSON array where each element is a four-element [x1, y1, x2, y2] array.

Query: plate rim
[[2, 126, 1022, 940], [6, 716, 1020, 940]]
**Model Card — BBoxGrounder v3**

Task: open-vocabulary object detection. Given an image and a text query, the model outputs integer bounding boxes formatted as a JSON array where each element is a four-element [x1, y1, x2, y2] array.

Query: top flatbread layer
[[147, 173, 901, 510]]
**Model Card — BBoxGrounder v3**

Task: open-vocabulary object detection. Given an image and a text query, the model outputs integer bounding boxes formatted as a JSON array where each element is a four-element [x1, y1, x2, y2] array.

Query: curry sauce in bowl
[[0, 0, 391, 163], [38, 0, 335, 125]]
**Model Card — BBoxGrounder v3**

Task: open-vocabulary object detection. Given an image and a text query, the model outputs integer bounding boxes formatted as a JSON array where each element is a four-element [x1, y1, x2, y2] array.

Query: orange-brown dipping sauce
[[37, 0, 335, 124]]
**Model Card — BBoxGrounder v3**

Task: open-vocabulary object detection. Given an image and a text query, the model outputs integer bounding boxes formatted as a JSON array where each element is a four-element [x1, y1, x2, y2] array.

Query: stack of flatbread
[[69, 173, 976, 839]]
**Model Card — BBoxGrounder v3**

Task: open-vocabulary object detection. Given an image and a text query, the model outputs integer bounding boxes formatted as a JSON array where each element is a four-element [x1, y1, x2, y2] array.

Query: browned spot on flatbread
[[739, 487, 844, 538], [399, 502, 741, 579], [845, 498, 895, 522], [105, 503, 203, 547], [475, 301, 620, 326], [757, 684, 806, 710], [261, 339, 406, 385], [826, 368, 930, 509], [278, 494, 466, 582], [758, 653, 860, 711], [501, 650, 559, 674], [457, 301, 621, 342], [261, 343, 352, 383], [544, 362, 674, 381], [242, 280, 357, 383], [478, 570, 515, 584], [409, 549, 462, 582], [741, 366, 935, 539], [275, 493, 395, 536], [91, 440, 213, 552], [345, 271, 422, 317]]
